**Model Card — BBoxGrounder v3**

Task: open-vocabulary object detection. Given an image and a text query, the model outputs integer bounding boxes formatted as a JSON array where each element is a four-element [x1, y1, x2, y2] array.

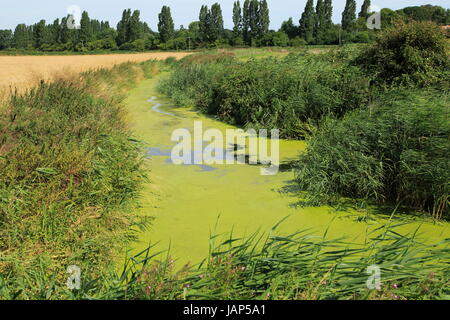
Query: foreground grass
[[0, 60, 162, 299], [29, 222, 450, 300]]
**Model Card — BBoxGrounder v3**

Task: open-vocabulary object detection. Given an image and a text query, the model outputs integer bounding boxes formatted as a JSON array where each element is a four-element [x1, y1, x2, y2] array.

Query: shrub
[[352, 31, 371, 43], [290, 37, 307, 47], [120, 39, 146, 51], [355, 21, 449, 86], [260, 31, 290, 47], [294, 89, 450, 219]]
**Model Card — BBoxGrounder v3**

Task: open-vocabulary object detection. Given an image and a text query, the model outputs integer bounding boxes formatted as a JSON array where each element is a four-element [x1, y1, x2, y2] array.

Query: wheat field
[[0, 52, 191, 93]]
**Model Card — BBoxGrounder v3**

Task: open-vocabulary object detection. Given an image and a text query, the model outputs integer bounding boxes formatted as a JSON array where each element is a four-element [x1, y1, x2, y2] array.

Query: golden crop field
[[0, 52, 191, 93]]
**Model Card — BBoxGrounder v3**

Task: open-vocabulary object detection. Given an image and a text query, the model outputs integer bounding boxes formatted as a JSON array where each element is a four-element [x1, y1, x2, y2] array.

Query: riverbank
[[0, 60, 161, 299]]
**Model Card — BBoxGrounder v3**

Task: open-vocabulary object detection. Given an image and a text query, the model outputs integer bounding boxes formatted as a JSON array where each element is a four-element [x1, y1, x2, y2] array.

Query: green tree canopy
[[0, 30, 13, 50], [13, 24, 32, 49], [280, 18, 298, 39], [359, 0, 371, 18], [258, 0, 270, 37], [33, 20, 49, 48], [79, 11, 93, 45], [342, 0, 357, 31], [210, 3, 224, 41], [158, 6, 175, 43], [199, 5, 211, 42], [233, 1, 243, 36], [128, 10, 143, 42], [117, 9, 131, 46], [299, 0, 315, 43]]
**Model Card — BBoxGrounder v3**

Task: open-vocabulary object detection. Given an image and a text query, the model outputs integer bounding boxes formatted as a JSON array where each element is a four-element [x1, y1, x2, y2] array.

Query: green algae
[[124, 75, 450, 267]]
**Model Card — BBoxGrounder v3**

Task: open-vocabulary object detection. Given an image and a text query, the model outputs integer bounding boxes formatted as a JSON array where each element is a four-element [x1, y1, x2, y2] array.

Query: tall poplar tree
[[79, 11, 93, 45], [342, 0, 357, 31], [158, 6, 175, 43], [199, 5, 210, 42], [299, 0, 316, 43], [314, 0, 326, 43], [60, 16, 76, 46], [33, 20, 47, 48], [359, 0, 371, 18], [128, 10, 143, 42], [324, 0, 333, 27], [210, 3, 224, 41], [258, 0, 270, 37], [233, 1, 243, 36], [243, 0, 251, 43], [50, 19, 61, 44], [248, 0, 259, 41], [117, 9, 131, 46], [13, 24, 31, 49]]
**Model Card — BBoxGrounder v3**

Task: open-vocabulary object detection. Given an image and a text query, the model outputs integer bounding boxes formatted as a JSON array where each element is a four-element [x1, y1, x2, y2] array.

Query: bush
[[352, 31, 371, 43], [120, 39, 146, 51], [294, 89, 450, 219], [290, 37, 307, 47], [260, 31, 290, 47], [355, 21, 449, 86]]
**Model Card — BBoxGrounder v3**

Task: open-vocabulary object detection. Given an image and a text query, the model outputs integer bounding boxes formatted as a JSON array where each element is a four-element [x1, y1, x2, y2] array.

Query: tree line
[[0, 1, 448, 51]]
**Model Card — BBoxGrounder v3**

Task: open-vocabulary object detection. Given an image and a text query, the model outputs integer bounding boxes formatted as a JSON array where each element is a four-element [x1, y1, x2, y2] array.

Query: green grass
[[0, 60, 161, 299]]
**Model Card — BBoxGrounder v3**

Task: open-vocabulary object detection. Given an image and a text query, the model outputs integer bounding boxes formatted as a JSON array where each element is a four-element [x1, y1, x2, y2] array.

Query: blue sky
[[0, 0, 448, 30]]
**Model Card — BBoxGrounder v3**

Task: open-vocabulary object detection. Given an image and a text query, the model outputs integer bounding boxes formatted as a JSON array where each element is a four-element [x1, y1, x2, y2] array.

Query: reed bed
[[64, 222, 450, 300]]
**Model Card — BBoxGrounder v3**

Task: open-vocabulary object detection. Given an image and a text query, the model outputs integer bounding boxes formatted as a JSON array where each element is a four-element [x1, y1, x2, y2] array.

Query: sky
[[0, 0, 448, 31]]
